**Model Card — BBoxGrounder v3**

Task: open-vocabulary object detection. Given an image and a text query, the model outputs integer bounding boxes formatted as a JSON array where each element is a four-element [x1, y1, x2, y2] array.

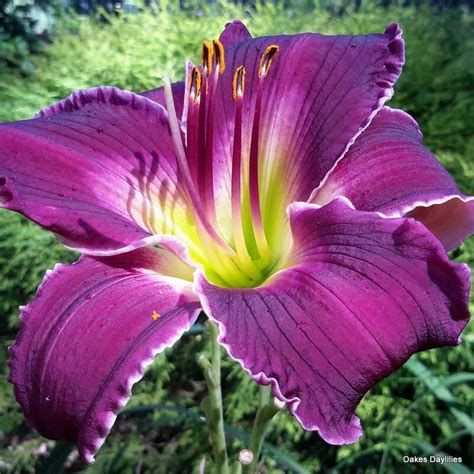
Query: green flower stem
[[198, 321, 229, 474], [230, 461, 243, 474], [243, 385, 281, 473]]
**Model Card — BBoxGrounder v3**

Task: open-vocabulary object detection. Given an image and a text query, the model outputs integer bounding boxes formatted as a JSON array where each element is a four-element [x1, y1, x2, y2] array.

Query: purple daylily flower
[[0, 20, 472, 463]]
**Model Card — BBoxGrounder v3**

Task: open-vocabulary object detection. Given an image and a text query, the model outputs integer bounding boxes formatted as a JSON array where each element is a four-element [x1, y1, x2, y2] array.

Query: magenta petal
[[209, 23, 404, 221], [195, 198, 470, 444], [408, 198, 474, 252], [312, 107, 474, 250], [8, 247, 201, 463], [0, 86, 190, 254], [141, 81, 185, 118], [219, 20, 252, 47]]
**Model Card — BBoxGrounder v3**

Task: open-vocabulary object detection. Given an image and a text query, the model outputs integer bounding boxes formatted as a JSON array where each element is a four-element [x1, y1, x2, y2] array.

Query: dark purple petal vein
[[0, 86, 191, 255], [195, 198, 470, 444], [208, 23, 404, 232], [312, 107, 474, 250], [8, 247, 201, 463]]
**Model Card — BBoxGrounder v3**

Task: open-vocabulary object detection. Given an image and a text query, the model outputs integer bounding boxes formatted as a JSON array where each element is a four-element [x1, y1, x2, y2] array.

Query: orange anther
[[258, 45, 280, 78], [189, 66, 202, 102], [213, 39, 226, 75], [202, 40, 214, 74], [232, 66, 246, 101]]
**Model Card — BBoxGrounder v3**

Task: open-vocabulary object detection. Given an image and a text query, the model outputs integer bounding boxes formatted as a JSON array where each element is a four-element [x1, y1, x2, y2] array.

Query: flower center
[[164, 41, 291, 288]]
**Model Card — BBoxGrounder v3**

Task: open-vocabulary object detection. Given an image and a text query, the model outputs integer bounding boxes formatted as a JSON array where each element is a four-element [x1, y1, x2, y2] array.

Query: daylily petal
[[219, 20, 252, 47], [312, 107, 474, 250], [195, 198, 470, 444], [0, 86, 194, 255], [141, 81, 185, 118], [209, 23, 404, 237], [8, 246, 201, 464]]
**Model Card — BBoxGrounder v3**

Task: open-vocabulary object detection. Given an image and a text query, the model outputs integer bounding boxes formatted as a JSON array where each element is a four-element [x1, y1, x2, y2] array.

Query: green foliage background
[[0, 1, 473, 472]]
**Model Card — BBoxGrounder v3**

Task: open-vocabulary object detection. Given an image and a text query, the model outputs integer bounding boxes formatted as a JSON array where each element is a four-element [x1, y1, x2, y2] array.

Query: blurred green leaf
[[405, 358, 474, 432], [122, 403, 310, 474]]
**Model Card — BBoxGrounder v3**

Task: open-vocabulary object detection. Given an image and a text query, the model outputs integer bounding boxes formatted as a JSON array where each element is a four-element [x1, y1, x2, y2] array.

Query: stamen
[[248, 48, 280, 263], [186, 67, 201, 179], [231, 66, 261, 280], [197, 69, 208, 198], [151, 310, 160, 321], [212, 39, 226, 74], [202, 40, 213, 75], [202, 62, 219, 228], [194, 51, 222, 234], [195, 39, 226, 240], [258, 45, 280, 78], [163, 77, 235, 256]]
